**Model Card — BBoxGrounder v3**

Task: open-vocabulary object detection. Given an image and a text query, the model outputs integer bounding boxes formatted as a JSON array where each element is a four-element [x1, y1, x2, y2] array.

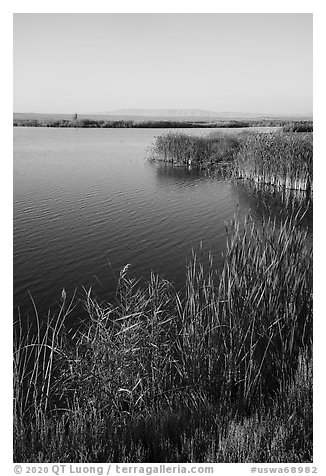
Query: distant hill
[[98, 109, 312, 121], [105, 109, 220, 118]]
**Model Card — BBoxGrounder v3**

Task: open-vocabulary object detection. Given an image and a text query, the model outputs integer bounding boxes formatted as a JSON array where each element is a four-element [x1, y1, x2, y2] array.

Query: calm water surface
[[14, 127, 311, 320]]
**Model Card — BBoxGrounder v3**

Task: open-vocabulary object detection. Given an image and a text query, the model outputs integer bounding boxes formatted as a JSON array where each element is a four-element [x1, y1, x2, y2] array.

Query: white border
[[4, 3, 324, 473]]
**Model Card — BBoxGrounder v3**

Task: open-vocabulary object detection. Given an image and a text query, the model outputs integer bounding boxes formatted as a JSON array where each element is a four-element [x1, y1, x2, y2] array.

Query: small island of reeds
[[149, 129, 313, 196]]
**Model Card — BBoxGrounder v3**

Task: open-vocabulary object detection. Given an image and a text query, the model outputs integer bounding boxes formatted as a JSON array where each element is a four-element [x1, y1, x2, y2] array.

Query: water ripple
[[14, 128, 257, 318]]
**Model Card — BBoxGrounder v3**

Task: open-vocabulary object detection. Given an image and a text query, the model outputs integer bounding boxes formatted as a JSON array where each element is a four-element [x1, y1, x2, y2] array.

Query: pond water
[[13, 127, 311, 321]]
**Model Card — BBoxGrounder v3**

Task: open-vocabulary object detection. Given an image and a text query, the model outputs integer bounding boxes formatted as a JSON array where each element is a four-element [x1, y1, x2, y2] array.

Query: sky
[[14, 13, 312, 115]]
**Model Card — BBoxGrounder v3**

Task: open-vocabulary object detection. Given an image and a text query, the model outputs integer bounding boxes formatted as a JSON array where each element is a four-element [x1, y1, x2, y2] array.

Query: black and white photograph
[[12, 10, 316, 467]]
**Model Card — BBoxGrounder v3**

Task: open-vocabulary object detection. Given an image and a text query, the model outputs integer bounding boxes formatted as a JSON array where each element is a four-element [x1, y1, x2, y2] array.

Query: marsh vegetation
[[13, 117, 312, 130], [150, 130, 313, 196], [14, 212, 312, 462]]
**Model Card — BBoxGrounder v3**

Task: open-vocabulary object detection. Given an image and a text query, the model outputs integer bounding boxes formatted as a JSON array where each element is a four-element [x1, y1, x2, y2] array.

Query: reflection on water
[[230, 179, 313, 240], [154, 163, 219, 189], [155, 163, 205, 181], [154, 164, 312, 238]]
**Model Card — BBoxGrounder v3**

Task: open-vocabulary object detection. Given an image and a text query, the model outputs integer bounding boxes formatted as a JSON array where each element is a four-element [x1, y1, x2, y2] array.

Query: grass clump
[[14, 214, 312, 462]]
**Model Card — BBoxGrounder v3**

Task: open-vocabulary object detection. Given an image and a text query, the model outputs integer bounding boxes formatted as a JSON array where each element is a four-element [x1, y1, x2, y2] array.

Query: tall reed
[[149, 132, 241, 168], [149, 131, 313, 197], [14, 214, 312, 462], [234, 132, 313, 193], [13, 292, 76, 456]]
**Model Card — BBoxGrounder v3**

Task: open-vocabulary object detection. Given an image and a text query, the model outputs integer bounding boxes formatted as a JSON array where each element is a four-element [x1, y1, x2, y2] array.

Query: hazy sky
[[13, 13, 312, 115]]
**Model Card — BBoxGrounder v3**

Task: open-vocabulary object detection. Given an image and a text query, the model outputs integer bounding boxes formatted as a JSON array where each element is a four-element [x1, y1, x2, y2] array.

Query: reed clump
[[149, 130, 313, 197], [14, 214, 312, 462], [234, 132, 313, 194], [149, 132, 242, 169]]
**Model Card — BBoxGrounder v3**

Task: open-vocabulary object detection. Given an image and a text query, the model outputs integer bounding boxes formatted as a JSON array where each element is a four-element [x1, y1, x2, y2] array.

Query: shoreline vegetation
[[14, 215, 312, 463], [148, 130, 313, 196], [13, 117, 313, 131], [14, 126, 313, 463]]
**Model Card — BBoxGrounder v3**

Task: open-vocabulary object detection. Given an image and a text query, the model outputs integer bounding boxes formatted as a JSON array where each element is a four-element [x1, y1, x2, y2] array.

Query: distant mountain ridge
[[98, 109, 312, 120], [105, 109, 221, 118]]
